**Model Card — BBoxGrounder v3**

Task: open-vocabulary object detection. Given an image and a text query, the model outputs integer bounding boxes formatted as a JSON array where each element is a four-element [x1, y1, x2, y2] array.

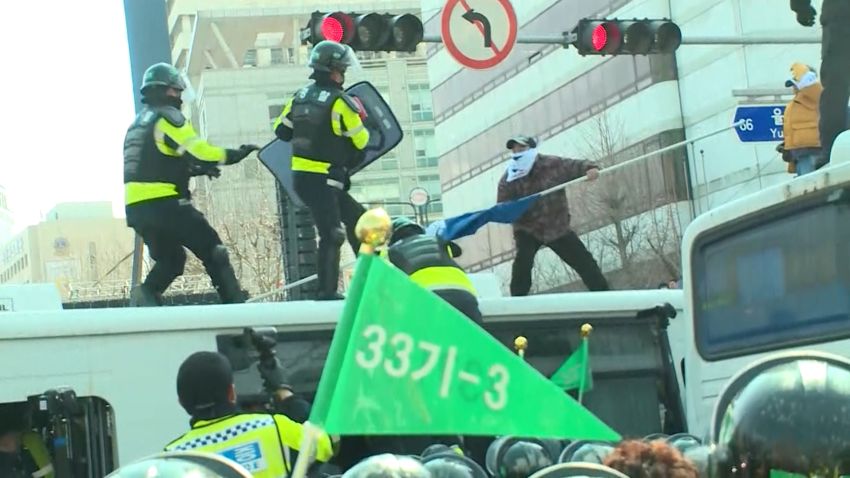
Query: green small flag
[[551, 339, 593, 395], [308, 256, 620, 441]]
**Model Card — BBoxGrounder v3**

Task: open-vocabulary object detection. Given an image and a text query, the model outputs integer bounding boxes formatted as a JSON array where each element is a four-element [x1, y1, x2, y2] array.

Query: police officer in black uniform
[[790, 0, 850, 164], [274, 41, 370, 301], [387, 217, 482, 324], [123, 63, 259, 306]]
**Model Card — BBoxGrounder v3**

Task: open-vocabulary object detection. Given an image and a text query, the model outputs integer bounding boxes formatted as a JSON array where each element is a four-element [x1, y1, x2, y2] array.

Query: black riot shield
[[345, 81, 403, 174], [257, 139, 304, 208], [257, 81, 402, 207]]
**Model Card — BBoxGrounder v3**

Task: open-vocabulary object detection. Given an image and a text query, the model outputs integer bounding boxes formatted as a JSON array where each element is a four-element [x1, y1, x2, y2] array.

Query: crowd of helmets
[[107, 350, 850, 478], [332, 434, 707, 478]]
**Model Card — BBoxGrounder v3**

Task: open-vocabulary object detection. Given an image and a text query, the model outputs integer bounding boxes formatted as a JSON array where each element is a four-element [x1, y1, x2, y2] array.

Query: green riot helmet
[[141, 62, 187, 95], [710, 351, 850, 478], [390, 216, 426, 245], [105, 451, 252, 478], [342, 454, 430, 478], [308, 40, 359, 73]]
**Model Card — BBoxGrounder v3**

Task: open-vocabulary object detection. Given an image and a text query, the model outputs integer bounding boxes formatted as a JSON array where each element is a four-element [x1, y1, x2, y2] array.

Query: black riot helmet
[[487, 438, 554, 478], [141, 62, 186, 95], [390, 216, 426, 245], [105, 451, 252, 478], [422, 453, 487, 478], [309, 40, 358, 73], [711, 351, 850, 478], [342, 454, 431, 478], [558, 440, 614, 464], [527, 463, 630, 478]]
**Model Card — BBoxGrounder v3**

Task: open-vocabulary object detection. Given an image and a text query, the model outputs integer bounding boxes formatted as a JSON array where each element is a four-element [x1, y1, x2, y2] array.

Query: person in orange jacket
[[778, 63, 824, 176]]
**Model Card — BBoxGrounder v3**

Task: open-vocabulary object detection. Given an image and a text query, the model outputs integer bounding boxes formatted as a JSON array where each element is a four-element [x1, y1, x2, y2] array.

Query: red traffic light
[[321, 16, 344, 43], [314, 12, 354, 44], [591, 24, 608, 51], [574, 20, 622, 55]]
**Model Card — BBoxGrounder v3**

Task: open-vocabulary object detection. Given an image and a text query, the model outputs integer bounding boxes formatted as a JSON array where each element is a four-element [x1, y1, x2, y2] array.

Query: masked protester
[[273, 41, 370, 301], [496, 135, 609, 295]]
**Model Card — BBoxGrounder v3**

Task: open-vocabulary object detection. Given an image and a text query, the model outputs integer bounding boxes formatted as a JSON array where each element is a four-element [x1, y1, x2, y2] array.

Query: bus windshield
[[691, 187, 850, 361]]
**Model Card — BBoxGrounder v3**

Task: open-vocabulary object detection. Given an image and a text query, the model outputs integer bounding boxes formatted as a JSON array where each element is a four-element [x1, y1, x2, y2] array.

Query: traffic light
[[572, 18, 682, 56], [303, 11, 424, 52]]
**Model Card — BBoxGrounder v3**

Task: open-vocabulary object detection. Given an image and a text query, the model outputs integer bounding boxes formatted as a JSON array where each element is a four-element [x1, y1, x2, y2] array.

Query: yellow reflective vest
[[164, 413, 333, 477]]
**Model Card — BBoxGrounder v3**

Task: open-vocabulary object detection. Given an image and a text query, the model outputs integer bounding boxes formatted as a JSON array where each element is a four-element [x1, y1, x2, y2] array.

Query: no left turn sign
[[440, 0, 518, 70]]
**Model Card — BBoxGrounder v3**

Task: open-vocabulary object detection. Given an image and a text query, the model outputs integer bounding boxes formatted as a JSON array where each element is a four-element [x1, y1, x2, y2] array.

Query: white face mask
[[506, 148, 539, 182]]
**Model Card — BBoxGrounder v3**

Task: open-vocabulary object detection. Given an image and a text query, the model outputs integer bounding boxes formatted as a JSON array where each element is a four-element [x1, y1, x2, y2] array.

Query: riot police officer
[[164, 351, 335, 477], [790, 0, 850, 164], [387, 217, 482, 324], [274, 41, 370, 301], [123, 62, 259, 306], [710, 350, 850, 478]]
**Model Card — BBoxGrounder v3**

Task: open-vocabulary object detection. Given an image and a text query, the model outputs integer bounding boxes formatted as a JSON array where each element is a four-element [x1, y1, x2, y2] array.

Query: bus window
[[1, 392, 117, 478], [692, 187, 850, 361]]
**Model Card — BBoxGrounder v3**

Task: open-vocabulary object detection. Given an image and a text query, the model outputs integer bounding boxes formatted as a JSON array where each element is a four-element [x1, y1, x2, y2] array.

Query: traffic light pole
[[421, 34, 821, 47]]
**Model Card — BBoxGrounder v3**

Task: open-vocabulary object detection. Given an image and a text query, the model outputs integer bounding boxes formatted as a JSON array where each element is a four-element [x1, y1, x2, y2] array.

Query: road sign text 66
[[738, 118, 754, 131]]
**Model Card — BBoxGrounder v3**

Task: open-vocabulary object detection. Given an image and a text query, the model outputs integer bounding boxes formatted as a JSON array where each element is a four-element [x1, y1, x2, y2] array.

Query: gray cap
[[506, 135, 537, 149]]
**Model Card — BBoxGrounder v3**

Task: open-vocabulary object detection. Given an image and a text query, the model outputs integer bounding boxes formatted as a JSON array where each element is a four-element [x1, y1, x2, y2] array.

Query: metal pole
[[422, 34, 820, 47], [123, 0, 172, 290]]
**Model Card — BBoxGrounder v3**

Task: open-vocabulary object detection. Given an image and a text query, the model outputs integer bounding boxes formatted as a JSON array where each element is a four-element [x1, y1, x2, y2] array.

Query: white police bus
[[680, 133, 850, 439]]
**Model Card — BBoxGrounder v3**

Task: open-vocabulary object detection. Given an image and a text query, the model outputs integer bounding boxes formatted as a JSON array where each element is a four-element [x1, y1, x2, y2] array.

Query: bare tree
[[217, 196, 283, 296], [565, 111, 684, 289]]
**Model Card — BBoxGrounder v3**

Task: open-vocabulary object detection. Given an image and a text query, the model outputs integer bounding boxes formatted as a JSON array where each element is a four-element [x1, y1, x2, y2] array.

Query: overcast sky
[[0, 1, 135, 231]]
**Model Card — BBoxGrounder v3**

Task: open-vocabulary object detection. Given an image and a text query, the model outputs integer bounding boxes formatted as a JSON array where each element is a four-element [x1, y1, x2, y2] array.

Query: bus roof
[[0, 289, 683, 340]]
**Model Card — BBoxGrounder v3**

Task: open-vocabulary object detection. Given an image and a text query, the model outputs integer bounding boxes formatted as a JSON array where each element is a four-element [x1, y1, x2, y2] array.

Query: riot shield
[[257, 81, 402, 206], [345, 81, 404, 174], [257, 139, 304, 208]]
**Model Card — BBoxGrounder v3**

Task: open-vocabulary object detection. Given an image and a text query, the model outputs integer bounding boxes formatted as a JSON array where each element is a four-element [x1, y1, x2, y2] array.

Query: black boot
[[129, 284, 163, 307], [316, 241, 344, 301], [206, 245, 247, 304]]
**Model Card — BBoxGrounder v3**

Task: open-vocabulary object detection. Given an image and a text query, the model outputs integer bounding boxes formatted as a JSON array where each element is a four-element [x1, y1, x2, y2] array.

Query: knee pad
[[167, 248, 187, 276], [328, 227, 346, 247], [211, 244, 231, 265]]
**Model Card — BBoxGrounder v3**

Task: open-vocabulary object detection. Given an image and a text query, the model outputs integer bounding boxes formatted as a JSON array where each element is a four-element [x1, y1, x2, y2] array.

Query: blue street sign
[[733, 105, 786, 142]]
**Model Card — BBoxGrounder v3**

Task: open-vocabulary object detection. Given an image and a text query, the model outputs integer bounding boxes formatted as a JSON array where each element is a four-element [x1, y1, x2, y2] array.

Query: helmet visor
[[340, 44, 362, 73], [179, 70, 197, 104]]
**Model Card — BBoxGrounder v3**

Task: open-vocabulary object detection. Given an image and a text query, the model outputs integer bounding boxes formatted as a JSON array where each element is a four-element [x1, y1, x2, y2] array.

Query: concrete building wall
[[0, 203, 135, 299]]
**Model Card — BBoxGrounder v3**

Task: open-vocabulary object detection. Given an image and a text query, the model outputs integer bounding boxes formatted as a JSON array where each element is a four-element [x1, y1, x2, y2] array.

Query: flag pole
[[514, 336, 528, 361], [578, 323, 593, 404], [290, 208, 393, 478]]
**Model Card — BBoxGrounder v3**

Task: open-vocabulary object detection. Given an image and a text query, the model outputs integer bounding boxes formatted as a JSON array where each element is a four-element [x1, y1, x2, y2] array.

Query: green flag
[[309, 256, 620, 441], [309, 254, 376, 426], [550, 338, 593, 395]]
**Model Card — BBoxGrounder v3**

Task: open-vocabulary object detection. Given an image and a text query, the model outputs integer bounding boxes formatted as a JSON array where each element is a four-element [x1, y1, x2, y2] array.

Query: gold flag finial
[[514, 336, 528, 359], [581, 323, 593, 339], [355, 208, 392, 255]]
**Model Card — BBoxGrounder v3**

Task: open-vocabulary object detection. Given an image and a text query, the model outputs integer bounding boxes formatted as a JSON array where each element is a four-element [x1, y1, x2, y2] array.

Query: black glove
[[792, 3, 816, 26], [188, 161, 221, 178], [775, 142, 786, 154], [225, 144, 261, 165], [256, 358, 290, 393], [205, 167, 222, 179]]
